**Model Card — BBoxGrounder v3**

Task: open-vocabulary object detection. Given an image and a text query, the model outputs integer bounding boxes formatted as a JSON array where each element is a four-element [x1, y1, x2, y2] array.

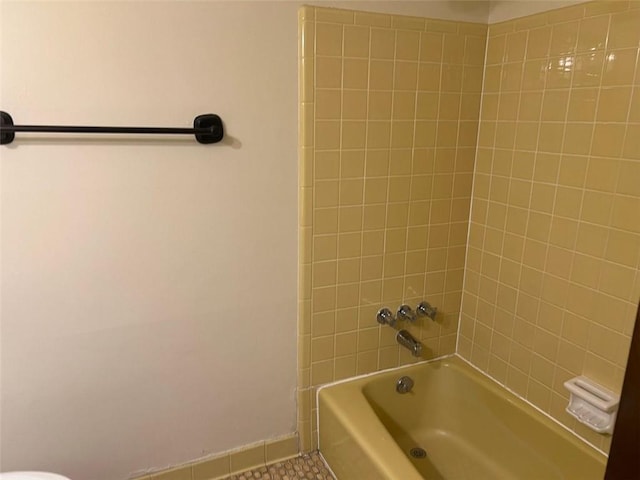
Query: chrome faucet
[[376, 307, 396, 327], [417, 301, 437, 320], [397, 304, 416, 322], [396, 329, 422, 357]]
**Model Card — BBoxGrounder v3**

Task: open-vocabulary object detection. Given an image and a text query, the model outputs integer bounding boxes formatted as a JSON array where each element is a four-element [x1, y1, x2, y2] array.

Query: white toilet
[[0, 473, 70, 480]]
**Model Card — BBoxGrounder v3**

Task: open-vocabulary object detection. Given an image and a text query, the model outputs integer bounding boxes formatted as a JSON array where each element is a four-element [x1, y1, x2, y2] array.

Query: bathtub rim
[[317, 352, 609, 460]]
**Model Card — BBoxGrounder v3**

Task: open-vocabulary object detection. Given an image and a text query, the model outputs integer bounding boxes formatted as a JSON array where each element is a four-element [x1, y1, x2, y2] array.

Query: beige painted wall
[[0, 1, 490, 479], [0, 2, 301, 479]]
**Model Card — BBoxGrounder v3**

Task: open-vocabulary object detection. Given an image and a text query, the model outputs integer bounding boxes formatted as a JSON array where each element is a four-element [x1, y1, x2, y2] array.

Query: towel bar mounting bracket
[[1, 111, 15, 145]]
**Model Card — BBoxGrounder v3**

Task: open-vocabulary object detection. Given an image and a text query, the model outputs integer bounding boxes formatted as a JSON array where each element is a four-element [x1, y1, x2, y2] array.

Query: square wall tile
[[461, 0, 640, 455]]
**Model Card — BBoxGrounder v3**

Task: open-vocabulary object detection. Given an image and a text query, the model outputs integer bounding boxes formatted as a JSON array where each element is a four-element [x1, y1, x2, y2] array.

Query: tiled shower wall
[[459, 1, 640, 453], [297, 7, 486, 450]]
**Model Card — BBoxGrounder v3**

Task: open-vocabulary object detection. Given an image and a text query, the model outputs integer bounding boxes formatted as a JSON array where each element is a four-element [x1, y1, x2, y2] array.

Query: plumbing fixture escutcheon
[[396, 376, 414, 394], [397, 304, 417, 322], [397, 329, 422, 357], [417, 301, 437, 320], [377, 307, 396, 327]]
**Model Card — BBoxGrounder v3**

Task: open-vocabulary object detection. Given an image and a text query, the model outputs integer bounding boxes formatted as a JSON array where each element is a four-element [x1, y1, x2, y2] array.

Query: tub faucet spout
[[396, 329, 422, 357]]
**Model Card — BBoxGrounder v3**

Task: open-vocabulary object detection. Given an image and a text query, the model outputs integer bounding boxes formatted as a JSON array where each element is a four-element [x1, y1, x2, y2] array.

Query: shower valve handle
[[377, 307, 396, 327], [417, 301, 437, 320], [397, 304, 417, 322]]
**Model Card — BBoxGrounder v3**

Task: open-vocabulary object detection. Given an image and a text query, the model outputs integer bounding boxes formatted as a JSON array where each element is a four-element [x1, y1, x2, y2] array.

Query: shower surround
[[298, 0, 639, 454], [298, 6, 487, 450], [459, 0, 640, 454]]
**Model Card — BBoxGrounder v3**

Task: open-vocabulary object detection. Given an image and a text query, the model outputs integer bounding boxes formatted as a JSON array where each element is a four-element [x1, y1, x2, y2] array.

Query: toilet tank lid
[[0, 473, 70, 480]]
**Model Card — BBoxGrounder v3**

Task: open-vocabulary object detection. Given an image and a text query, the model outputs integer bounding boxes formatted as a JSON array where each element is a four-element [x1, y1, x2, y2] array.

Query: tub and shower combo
[[318, 305, 608, 480]]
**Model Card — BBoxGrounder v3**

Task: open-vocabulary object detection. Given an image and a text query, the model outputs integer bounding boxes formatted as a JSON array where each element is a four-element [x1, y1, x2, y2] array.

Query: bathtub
[[318, 355, 606, 480]]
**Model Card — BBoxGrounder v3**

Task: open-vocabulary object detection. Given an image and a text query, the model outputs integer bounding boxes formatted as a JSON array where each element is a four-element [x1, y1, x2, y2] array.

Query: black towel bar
[[0, 111, 224, 145]]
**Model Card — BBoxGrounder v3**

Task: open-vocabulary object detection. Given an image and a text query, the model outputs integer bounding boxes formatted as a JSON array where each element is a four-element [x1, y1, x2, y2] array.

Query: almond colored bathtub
[[318, 355, 606, 480]]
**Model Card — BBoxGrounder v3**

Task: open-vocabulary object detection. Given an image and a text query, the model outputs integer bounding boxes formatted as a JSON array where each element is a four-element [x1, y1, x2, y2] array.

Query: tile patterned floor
[[221, 451, 335, 480]]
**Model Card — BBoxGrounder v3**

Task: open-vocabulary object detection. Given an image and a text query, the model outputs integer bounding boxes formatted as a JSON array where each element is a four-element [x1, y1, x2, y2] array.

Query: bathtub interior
[[320, 355, 606, 480]]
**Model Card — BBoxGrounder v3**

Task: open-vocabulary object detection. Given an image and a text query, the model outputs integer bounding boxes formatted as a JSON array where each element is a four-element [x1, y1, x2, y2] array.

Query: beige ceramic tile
[[460, 0, 639, 456], [193, 456, 230, 480], [153, 466, 192, 480], [265, 435, 299, 463], [315, 7, 353, 25], [299, 1, 638, 459]]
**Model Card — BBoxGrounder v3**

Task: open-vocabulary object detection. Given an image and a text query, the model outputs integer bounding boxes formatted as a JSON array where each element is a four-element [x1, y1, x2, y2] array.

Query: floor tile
[[221, 451, 335, 480]]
